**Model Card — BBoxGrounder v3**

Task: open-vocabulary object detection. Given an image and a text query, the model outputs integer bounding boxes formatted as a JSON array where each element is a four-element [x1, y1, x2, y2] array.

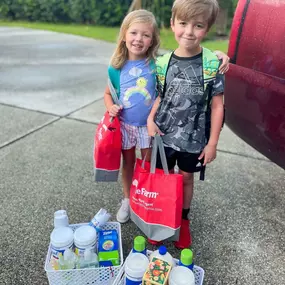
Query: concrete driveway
[[0, 27, 284, 285]]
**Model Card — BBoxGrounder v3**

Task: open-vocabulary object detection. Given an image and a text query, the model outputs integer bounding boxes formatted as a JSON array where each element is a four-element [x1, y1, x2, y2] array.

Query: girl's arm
[[104, 86, 121, 117], [214, 50, 230, 74], [198, 94, 224, 165], [147, 96, 163, 136]]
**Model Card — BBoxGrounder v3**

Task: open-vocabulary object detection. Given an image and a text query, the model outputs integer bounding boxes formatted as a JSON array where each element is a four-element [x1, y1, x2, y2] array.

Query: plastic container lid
[[74, 225, 97, 248], [54, 210, 69, 228], [50, 227, 74, 248], [133, 236, 146, 252], [180, 249, 193, 266], [54, 210, 67, 217], [169, 266, 195, 285], [158, 245, 167, 255], [125, 253, 149, 279]]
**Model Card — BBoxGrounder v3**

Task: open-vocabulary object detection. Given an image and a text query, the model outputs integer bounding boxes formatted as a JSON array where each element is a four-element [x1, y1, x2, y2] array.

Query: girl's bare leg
[[121, 147, 136, 198], [116, 147, 136, 223]]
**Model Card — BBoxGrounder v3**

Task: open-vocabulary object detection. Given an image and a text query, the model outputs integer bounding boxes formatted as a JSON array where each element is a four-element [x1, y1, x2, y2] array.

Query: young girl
[[104, 9, 159, 223], [104, 9, 229, 224]]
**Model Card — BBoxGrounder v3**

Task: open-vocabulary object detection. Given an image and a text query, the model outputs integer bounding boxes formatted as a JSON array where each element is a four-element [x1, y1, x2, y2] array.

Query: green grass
[[159, 28, 228, 52], [0, 20, 228, 52]]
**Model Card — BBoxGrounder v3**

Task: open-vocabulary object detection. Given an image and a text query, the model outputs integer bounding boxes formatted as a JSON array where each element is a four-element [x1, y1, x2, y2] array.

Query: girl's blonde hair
[[110, 9, 160, 69]]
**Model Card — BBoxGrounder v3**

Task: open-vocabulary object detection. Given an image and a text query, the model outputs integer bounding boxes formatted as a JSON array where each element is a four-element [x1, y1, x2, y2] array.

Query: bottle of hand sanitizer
[[78, 248, 99, 269], [59, 248, 77, 270]]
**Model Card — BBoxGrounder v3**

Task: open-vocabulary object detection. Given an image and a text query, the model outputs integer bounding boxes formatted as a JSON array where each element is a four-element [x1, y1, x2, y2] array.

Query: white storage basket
[[45, 222, 123, 285], [112, 250, 204, 285]]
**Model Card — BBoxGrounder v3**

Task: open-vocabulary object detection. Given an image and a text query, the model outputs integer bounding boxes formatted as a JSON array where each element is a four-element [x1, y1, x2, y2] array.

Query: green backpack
[[156, 47, 220, 99]]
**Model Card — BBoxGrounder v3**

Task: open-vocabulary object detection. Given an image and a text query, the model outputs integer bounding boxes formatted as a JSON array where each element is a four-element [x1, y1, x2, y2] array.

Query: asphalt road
[[0, 27, 284, 285]]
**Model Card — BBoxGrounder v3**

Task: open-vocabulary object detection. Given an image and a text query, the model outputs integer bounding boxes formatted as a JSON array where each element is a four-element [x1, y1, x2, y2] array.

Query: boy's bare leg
[[174, 169, 194, 248], [179, 170, 194, 208], [141, 148, 152, 162], [121, 147, 136, 198]]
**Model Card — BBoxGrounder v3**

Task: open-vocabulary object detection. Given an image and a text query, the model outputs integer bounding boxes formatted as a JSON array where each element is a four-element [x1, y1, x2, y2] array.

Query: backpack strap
[[108, 65, 121, 99], [194, 48, 219, 131], [149, 59, 156, 73], [156, 52, 173, 97], [149, 59, 159, 98]]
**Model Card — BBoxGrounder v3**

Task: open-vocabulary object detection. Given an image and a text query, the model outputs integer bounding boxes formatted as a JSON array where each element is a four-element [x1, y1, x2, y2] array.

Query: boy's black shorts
[[156, 147, 204, 173]]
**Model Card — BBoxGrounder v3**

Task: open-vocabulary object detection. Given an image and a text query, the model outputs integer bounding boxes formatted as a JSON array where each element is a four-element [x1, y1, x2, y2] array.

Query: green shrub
[[0, 0, 237, 27]]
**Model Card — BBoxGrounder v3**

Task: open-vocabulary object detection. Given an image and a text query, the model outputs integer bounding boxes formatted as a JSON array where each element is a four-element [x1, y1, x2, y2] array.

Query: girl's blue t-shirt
[[119, 59, 156, 126]]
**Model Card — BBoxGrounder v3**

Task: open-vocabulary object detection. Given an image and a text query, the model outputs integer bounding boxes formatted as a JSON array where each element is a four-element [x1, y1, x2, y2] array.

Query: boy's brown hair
[[171, 0, 219, 29]]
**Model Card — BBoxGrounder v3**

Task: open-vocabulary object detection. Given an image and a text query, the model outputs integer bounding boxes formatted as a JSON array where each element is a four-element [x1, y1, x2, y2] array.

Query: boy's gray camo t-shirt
[[155, 52, 224, 153]]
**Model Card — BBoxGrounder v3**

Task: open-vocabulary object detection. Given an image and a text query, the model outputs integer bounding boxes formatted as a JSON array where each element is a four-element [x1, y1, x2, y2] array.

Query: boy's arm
[[104, 86, 121, 117], [208, 95, 224, 146], [199, 67, 225, 165], [198, 94, 224, 165], [147, 96, 163, 136], [208, 71, 225, 146]]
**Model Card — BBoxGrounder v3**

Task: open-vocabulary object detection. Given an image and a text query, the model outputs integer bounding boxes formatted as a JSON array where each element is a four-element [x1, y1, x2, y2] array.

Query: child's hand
[[147, 120, 164, 137], [214, 50, 230, 74], [198, 144, 217, 166], [108, 104, 122, 117]]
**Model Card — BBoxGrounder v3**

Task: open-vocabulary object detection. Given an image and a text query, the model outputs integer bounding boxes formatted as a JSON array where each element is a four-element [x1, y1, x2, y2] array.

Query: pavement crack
[[64, 97, 103, 117], [0, 117, 60, 149], [0, 97, 103, 119], [64, 116, 97, 125], [0, 99, 102, 149], [0, 102, 64, 118]]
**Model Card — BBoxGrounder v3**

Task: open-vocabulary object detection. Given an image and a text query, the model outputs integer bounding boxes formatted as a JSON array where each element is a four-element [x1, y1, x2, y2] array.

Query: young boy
[[147, 0, 225, 249]]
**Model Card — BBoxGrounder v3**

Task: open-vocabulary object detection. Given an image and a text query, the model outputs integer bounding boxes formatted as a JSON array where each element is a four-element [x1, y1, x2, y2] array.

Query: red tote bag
[[94, 112, 121, 181], [130, 135, 183, 241], [93, 79, 122, 182]]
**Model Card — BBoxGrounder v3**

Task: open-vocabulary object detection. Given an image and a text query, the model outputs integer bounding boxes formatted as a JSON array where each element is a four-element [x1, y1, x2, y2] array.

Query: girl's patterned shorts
[[120, 121, 151, 150]]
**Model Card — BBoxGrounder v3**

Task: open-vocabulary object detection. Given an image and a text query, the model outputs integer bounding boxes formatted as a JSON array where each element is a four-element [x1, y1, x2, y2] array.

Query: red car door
[[225, 0, 285, 169]]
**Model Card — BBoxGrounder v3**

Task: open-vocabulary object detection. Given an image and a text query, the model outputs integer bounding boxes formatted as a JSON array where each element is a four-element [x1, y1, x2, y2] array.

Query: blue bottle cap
[[158, 245, 167, 255]]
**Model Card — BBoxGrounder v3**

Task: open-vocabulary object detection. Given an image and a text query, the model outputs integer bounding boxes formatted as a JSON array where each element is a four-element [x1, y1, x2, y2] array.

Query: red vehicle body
[[225, 0, 285, 169]]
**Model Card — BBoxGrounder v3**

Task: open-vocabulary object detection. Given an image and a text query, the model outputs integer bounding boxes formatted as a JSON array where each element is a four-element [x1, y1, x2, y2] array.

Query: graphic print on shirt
[[155, 54, 224, 153], [119, 60, 156, 126], [121, 66, 152, 108]]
